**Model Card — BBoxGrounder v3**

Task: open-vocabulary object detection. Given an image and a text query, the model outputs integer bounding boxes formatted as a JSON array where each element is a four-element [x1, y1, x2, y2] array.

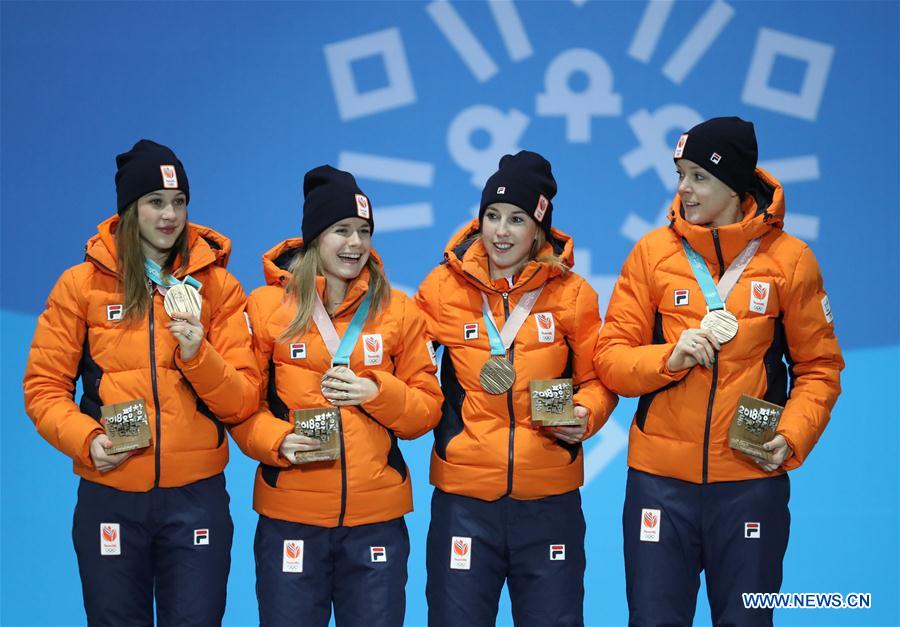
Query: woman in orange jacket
[[23, 139, 260, 626], [595, 117, 844, 626], [229, 165, 442, 627], [416, 151, 618, 627]]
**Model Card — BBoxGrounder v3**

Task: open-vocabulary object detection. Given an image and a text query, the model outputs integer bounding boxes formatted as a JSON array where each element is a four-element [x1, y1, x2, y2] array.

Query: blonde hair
[[116, 201, 190, 322], [278, 240, 391, 342], [530, 228, 568, 274]]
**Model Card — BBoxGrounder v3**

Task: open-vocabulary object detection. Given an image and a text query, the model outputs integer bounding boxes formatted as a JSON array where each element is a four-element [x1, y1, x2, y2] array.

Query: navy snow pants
[[426, 488, 586, 627], [255, 515, 410, 627], [623, 469, 790, 627], [72, 473, 233, 627]]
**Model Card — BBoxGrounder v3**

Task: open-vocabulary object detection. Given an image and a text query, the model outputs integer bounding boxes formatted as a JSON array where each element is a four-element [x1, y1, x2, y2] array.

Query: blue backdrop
[[2, 1, 897, 625]]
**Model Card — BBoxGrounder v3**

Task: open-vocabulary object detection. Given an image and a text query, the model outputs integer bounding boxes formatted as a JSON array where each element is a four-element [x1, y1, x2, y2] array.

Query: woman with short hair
[[595, 117, 844, 626]]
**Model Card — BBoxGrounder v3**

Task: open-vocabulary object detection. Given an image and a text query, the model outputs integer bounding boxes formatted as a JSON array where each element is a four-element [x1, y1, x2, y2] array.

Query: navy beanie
[[115, 139, 189, 213], [673, 117, 758, 195], [302, 166, 374, 244], [479, 150, 557, 233]]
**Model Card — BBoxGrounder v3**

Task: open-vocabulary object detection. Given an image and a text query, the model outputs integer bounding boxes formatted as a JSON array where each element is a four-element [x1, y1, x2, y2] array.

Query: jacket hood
[[441, 218, 575, 293], [261, 237, 385, 314], [670, 167, 785, 265], [84, 215, 232, 276]]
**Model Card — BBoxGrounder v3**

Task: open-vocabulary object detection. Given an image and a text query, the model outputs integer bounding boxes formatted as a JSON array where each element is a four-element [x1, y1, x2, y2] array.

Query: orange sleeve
[[777, 246, 844, 468], [568, 278, 618, 439], [360, 294, 443, 440], [594, 237, 688, 397], [226, 291, 293, 468], [414, 265, 443, 346], [176, 269, 261, 424], [23, 267, 104, 467]]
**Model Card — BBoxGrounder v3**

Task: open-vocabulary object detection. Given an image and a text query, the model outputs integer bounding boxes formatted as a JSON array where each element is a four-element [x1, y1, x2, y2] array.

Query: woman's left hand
[[321, 366, 379, 406], [549, 405, 590, 444], [168, 312, 204, 361], [746, 434, 793, 472]]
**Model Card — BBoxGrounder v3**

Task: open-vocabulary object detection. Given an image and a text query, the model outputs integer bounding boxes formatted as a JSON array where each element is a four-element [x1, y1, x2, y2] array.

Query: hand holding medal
[[164, 283, 204, 361], [673, 237, 761, 371], [145, 258, 205, 360], [668, 327, 721, 371], [320, 366, 378, 406]]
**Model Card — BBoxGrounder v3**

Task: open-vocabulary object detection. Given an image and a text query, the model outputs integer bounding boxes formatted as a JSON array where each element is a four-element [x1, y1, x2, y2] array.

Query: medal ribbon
[[312, 292, 372, 366], [480, 286, 544, 356], [144, 259, 202, 290], [681, 238, 760, 310]]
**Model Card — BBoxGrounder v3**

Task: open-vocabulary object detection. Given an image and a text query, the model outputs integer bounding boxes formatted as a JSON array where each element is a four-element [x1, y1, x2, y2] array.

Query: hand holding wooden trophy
[[100, 399, 151, 453], [291, 407, 342, 463], [529, 379, 583, 427]]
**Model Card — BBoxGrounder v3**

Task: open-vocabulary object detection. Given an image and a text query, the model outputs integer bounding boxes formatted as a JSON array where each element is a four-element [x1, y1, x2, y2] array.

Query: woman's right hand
[[279, 433, 323, 464], [667, 327, 721, 371], [89, 434, 131, 473]]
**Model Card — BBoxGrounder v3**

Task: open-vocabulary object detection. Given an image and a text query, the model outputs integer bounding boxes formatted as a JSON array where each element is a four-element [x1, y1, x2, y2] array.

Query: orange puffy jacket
[[23, 216, 260, 491], [229, 239, 443, 528], [416, 220, 618, 502], [595, 169, 843, 484]]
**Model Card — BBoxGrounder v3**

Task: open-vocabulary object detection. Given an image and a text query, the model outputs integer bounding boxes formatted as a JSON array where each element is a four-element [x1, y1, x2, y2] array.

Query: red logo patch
[[365, 336, 380, 352], [453, 538, 469, 556], [101, 525, 117, 543], [285, 542, 302, 559], [642, 511, 658, 529]]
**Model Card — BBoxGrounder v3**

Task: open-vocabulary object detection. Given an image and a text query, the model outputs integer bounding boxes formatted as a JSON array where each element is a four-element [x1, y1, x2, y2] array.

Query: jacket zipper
[[337, 419, 348, 526], [334, 298, 362, 527], [712, 230, 725, 279], [459, 270, 536, 496], [502, 291, 517, 496], [149, 282, 163, 488], [702, 230, 726, 483]]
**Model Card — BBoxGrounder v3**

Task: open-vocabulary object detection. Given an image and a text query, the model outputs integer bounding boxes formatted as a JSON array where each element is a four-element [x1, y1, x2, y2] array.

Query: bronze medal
[[701, 308, 738, 343], [480, 356, 515, 394], [163, 283, 202, 319]]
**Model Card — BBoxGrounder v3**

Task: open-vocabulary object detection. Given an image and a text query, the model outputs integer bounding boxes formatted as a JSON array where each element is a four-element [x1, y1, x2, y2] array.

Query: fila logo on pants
[[370, 546, 387, 562], [744, 522, 761, 539], [549, 544, 566, 561]]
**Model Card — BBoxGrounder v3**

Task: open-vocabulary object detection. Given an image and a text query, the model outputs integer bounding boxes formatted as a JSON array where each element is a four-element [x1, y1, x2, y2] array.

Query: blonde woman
[[230, 166, 442, 627]]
